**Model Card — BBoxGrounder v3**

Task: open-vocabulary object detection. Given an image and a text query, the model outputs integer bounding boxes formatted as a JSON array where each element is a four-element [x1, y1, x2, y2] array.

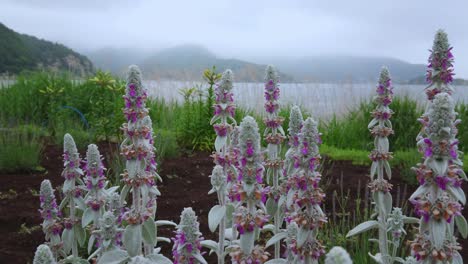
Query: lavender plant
[[346, 68, 417, 264], [39, 179, 64, 260], [228, 116, 270, 264], [172, 207, 207, 264], [207, 69, 237, 264], [263, 65, 286, 259], [33, 244, 57, 264], [60, 134, 85, 258], [408, 31, 466, 263]]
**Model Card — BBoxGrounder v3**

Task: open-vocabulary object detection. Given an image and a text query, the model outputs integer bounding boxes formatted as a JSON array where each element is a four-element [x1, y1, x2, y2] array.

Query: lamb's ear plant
[[325, 246, 352, 264], [277, 117, 326, 263], [172, 207, 208, 264], [33, 244, 57, 264], [346, 67, 417, 264], [228, 116, 270, 264], [119, 65, 174, 258], [60, 134, 85, 258], [82, 144, 107, 254], [408, 30, 466, 263], [263, 65, 286, 259], [39, 179, 64, 260], [206, 69, 237, 264], [283, 105, 303, 177]]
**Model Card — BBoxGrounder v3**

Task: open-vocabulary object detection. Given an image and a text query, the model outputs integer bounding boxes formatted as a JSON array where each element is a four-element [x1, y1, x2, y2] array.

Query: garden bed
[[0, 144, 467, 263]]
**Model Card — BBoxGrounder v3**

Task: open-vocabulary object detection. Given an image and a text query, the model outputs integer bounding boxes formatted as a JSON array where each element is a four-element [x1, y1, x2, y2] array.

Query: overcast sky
[[1, 0, 467, 77]]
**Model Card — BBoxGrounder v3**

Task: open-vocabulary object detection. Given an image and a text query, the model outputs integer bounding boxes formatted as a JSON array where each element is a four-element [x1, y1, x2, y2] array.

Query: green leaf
[[346, 220, 379, 237], [208, 205, 226, 233]]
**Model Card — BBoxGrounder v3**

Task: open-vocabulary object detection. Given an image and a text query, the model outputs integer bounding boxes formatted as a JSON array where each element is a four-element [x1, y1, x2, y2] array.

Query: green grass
[[0, 127, 44, 172]]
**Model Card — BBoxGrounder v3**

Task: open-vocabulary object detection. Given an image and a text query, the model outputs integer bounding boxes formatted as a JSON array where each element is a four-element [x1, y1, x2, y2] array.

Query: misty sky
[[1, 0, 468, 77]]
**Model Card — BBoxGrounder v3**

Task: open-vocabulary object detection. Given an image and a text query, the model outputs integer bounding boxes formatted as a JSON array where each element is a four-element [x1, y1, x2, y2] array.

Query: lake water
[[2, 79, 467, 119], [144, 81, 468, 119]]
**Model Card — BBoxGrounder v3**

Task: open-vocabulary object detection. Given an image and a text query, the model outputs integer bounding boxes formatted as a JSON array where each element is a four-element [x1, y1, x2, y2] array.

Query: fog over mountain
[[2, 0, 467, 78]]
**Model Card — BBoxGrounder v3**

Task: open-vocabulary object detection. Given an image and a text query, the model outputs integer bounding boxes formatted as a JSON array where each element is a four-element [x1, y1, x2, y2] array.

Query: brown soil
[[0, 145, 467, 263]]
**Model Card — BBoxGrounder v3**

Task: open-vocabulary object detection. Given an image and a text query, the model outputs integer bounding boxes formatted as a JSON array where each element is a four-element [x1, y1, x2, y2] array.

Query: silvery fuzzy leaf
[[82, 208, 94, 227], [278, 126, 285, 136], [447, 185, 466, 205], [266, 197, 278, 217], [200, 240, 218, 254], [409, 185, 430, 201], [378, 137, 389, 152], [384, 119, 392, 129], [146, 254, 173, 264], [120, 185, 130, 205], [155, 220, 177, 227], [74, 196, 86, 211], [346, 220, 379, 237], [244, 183, 255, 196], [98, 249, 129, 264], [240, 231, 255, 254], [368, 118, 378, 129], [267, 144, 278, 159], [210, 115, 221, 125], [88, 234, 96, 254], [208, 205, 226, 232], [224, 228, 234, 241], [157, 237, 171, 243], [261, 224, 276, 234], [142, 217, 156, 246], [265, 232, 288, 248], [74, 224, 86, 247], [296, 227, 310, 248], [63, 179, 74, 193], [383, 160, 391, 179], [126, 160, 138, 178], [455, 215, 468, 239], [459, 169, 468, 181], [105, 186, 119, 196], [377, 192, 392, 217], [430, 219, 446, 248], [124, 224, 142, 257], [61, 228, 73, 254], [265, 259, 287, 264], [215, 136, 227, 152], [430, 159, 448, 175], [193, 252, 208, 264], [59, 196, 70, 210], [370, 161, 378, 179], [452, 252, 463, 264], [225, 204, 235, 227], [368, 253, 383, 264], [394, 257, 405, 263], [286, 190, 295, 208]]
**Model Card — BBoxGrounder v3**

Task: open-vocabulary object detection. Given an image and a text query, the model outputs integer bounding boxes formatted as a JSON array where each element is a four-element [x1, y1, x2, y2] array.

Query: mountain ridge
[[0, 23, 94, 76]]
